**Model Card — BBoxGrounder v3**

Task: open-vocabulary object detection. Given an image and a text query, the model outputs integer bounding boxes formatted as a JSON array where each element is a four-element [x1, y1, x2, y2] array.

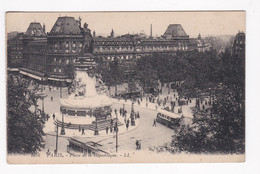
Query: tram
[[156, 109, 183, 129]]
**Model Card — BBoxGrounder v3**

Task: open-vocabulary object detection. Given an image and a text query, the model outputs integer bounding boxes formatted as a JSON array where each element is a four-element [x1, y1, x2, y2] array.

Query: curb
[[45, 119, 140, 139]]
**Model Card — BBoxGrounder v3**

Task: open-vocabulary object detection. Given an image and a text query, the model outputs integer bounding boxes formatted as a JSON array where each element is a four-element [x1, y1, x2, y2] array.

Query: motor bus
[[156, 109, 183, 129]]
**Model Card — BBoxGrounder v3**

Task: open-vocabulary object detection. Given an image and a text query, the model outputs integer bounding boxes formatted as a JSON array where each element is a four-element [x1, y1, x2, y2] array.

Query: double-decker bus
[[156, 109, 183, 128]]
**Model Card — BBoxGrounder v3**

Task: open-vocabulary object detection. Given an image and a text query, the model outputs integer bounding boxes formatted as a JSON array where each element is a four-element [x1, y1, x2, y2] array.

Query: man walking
[[153, 119, 157, 127], [82, 127, 85, 135], [106, 126, 109, 134]]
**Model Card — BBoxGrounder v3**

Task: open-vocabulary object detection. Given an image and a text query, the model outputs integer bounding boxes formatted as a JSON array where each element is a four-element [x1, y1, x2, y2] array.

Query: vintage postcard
[[6, 11, 245, 164]]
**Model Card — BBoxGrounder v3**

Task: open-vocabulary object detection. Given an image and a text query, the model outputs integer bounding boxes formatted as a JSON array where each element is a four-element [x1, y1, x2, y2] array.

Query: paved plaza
[[40, 84, 197, 154]]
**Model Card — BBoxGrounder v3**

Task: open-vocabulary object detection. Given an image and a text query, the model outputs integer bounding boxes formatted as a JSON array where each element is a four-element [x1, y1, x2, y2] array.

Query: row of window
[[53, 58, 71, 64], [94, 45, 188, 53], [53, 42, 82, 48], [10, 55, 22, 59], [236, 40, 245, 44], [94, 41, 132, 45], [9, 47, 23, 51]]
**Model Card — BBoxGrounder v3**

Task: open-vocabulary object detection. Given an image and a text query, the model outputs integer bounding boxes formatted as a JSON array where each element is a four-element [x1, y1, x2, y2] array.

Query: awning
[[19, 70, 43, 81], [48, 77, 72, 82], [7, 68, 19, 72]]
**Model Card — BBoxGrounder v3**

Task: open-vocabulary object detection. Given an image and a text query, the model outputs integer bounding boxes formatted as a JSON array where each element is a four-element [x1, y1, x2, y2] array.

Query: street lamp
[[130, 100, 135, 126], [55, 124, 59, 155], [94, 111, 99, 135], [60, 81, 62, 98], [115, 110, 118, 153], [60, 112, 65, 135]]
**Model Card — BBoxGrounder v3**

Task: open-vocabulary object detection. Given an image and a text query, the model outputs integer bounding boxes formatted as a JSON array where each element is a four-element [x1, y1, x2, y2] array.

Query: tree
[[109, 58, 124, 95], [170, 50, 245, 154], [7, 74, 45, 154], [135, 59, 159, 94], [96, 58, 124, 96], [65, 64, 75, 80]]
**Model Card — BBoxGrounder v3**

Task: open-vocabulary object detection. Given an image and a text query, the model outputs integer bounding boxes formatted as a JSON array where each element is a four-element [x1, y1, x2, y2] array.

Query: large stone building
[[20, 22, 47, 80], [231, 32, 245, 57], [7, 32, 24, 69], [7, 16, 208, 83]]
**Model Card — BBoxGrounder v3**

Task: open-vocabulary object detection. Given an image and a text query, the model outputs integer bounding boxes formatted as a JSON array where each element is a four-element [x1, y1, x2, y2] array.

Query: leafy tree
[[65, 64, 75, 80], [170, 50, 245, 154], [135, 60, 159, 93], [7, 74, 45, 154], [96, 58, 124, 96], [109, 58, 124, 95]]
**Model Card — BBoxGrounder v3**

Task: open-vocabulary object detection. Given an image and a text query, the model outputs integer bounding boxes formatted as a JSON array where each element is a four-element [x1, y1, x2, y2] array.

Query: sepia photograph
[[6, 11, 245, 164]]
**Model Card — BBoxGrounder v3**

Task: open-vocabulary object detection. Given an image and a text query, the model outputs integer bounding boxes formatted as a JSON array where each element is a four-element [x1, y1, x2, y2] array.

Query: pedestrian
[[46, 114, 49, 121], [136, 140, 140, 150], [51, 96, 53, 102], [137, 111, 140, 118], [79, 125, 81, 132], [106, 126, 109, 134], [127, 119, 130, 125], [153, 119, 157, 127], [114, 109, 117, 115], [110, 126, 113, 133], [52, 113, 55, 120], [82, 128, 85, 135], [126, 123, 129, 130]]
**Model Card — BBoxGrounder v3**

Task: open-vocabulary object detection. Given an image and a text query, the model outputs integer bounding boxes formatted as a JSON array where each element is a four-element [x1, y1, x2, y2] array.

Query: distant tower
[[198, 33, 201, 40], [43, 23, 46, 34], [150, 24, 152, 38], [93, 31, 96, 37], [111, 29, 114, 37], [78, 16, 82, 29]]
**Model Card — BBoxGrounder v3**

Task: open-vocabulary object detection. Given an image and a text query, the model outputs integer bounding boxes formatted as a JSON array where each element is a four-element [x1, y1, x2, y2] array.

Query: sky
[[6, 12, 245, 38]]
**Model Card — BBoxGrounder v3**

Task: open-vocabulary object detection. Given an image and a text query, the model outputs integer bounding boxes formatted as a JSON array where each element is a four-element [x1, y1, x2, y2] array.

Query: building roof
[[8, 32, 24, 41], [163, 24, 188, 39], [235, 32, 245, 41], [49, 16, 81, 35], [25, 22, 46, 37]]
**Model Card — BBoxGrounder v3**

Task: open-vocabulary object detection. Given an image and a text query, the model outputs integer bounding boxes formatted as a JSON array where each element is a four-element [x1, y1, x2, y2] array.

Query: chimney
[[111, 29, 114, 38], [150, 24, 152, 38], [43, 23, 46, 34]]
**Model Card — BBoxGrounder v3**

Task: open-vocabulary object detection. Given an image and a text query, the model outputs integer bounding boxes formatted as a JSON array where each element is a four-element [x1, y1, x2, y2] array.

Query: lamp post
[[94, 111, 99, 135], [168, 83, 170, 94], [60, 112, 65, 135], [55, 124, 58, 155], [115, 110, 118, 153], [130, 100, 135, 126], [41, 76, 45, 118], [60, 81, 62, 98]]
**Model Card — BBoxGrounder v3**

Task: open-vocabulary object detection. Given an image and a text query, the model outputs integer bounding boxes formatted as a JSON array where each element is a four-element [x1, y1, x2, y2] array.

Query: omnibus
[[156, 109, 183, 129]]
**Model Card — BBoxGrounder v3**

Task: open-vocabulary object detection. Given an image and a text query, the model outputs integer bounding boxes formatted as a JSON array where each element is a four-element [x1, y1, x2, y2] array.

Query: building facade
[[7, 32, 24, 69], [7, 16, 209, 82], [231, 32, 245, 57]]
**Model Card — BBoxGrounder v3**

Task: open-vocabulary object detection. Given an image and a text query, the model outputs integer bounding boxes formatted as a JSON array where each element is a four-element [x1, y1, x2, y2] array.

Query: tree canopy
[[7, 74, 45, 154]]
